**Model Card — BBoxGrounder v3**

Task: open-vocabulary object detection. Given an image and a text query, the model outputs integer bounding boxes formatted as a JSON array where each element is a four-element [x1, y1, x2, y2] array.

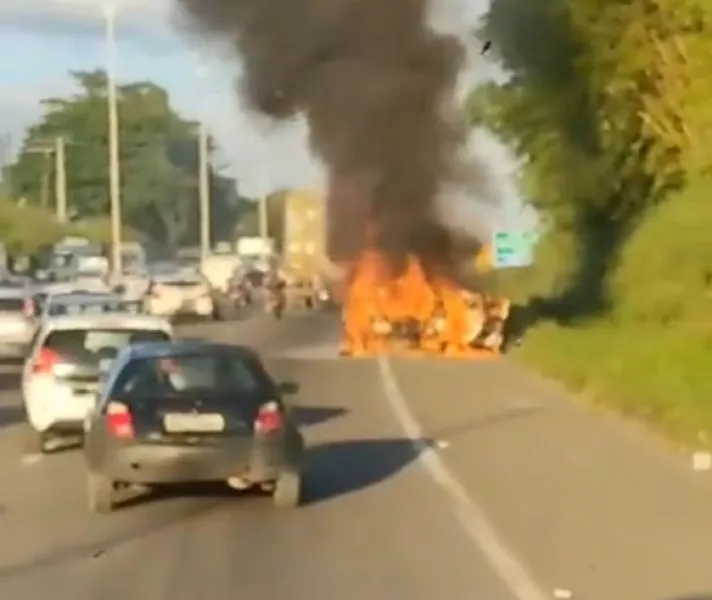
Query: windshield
[[46, 299, 143, 317], [114, 352, 268, 397], [42, 328, 169, 360], [51, 254, 74, 268], [75, 270, 105, 278]]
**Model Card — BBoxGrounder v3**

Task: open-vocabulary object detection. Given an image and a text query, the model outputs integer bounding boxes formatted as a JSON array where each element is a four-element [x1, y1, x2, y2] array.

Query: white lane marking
[[21, 453, 43, 466], [377, 355, 549, 600]]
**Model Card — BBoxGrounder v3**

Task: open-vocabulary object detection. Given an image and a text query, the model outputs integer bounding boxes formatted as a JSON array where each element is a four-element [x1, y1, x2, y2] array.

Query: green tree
[[471, 0, 712, 313], [7, 70, 246, 249]]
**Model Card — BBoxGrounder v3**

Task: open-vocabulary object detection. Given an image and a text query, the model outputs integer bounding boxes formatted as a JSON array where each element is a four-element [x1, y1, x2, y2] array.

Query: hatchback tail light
[[32, 347, 60, 374], [254, 401, 283, 433], [106, 401, 135, 438]]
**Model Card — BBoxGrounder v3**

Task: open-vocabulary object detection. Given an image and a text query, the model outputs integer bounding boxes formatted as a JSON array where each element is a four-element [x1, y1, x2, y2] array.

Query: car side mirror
[[277, 381, 299, 395]]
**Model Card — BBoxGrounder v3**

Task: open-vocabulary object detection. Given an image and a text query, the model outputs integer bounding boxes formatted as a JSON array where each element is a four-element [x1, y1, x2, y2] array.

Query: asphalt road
[[0, 311, 518, 600], [1, 310, 711, 600]]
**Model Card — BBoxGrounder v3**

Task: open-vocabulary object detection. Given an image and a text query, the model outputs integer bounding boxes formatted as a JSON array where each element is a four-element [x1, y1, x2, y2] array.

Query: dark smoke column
[[177, 0, 467, 273]]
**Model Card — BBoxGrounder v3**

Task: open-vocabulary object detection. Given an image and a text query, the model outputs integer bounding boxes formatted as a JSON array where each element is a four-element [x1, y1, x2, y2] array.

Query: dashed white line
[[377, 355, 549, 600]]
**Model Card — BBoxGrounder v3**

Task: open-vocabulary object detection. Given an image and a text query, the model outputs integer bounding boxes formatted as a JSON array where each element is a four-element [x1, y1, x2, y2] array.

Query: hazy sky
[[0, 0, 535, 230]]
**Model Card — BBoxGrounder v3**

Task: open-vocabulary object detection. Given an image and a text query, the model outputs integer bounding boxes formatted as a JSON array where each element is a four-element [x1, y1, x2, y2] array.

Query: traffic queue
[[0, 267, 306, 514]]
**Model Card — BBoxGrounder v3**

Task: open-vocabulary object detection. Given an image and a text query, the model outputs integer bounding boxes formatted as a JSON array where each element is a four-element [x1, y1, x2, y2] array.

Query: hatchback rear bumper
[[93, 438, 296, 485]]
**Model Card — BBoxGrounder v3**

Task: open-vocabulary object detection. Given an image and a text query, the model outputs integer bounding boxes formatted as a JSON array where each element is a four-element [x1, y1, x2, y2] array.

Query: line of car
[[1, 278, 305, 515]]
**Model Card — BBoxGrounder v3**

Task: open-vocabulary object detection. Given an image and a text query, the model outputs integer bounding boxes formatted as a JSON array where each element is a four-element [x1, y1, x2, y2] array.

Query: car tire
[[272, 471, 301, 509], [87, 472, 116, 514], [24, 424, 45, 454]]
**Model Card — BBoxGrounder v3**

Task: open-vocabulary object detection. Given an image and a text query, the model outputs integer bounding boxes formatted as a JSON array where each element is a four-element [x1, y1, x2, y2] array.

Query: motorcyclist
[[265, 269, 286, 318]]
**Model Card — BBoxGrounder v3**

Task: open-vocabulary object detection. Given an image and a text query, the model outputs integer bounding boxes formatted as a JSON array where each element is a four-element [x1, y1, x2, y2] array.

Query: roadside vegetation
[[0, 196, 140, 256], [2, 70, 255, 252], [471, 0, 712, 443]]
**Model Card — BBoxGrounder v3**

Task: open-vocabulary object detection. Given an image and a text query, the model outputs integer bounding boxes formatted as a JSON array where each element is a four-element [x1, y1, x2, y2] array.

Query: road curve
[[0, 311, 519, 600]]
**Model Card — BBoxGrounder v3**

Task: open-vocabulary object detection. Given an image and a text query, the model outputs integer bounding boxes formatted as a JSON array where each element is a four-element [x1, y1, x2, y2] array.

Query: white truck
[[235, 236, 275, 261]]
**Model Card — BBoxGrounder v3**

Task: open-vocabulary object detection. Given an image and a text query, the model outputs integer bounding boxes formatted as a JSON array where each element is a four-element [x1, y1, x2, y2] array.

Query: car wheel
[[24, 424, 45, 454], [87, 472, 116, 514], [272, 471, 301, 509]]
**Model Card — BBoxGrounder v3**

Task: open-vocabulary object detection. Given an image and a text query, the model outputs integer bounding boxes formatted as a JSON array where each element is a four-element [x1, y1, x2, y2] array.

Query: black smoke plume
[[177, 0, 473, 275]]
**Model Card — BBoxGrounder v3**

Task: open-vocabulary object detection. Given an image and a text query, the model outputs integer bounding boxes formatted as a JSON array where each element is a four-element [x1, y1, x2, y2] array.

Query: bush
[[517, 321, 712, 444], [608, 177, 712, 325], [0, 200, 65, 253], [515, 177, 712, 446]]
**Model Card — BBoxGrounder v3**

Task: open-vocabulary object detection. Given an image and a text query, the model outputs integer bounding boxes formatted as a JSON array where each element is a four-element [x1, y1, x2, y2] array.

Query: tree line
[[3, 70, 259, 253], [471, 0, 711, 321]]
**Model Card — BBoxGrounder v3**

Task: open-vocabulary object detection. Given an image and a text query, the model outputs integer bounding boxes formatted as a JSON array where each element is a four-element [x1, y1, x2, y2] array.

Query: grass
[[513, 320, 712, 447]]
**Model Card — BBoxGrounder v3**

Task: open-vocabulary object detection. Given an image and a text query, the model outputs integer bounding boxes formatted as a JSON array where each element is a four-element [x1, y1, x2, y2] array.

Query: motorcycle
[[265, 288, 285, 319]]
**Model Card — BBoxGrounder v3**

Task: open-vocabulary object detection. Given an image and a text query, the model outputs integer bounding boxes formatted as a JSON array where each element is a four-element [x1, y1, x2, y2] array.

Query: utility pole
[[25, 142, 53, 208], [27, 136, 69, 218], [259, 194, 268, 240], [104, 4, 122, 279], [198, 122, 211, 263], [40, 150, 52, 209], [54, 136, 67, 222]]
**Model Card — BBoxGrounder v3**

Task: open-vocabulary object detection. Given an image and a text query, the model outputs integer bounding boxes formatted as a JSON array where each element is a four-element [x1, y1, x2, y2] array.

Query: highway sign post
[[492, 230, 536, 268]]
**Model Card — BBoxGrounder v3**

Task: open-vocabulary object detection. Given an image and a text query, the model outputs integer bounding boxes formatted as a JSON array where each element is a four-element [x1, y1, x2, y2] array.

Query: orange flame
[[340, 249, 504, 358]]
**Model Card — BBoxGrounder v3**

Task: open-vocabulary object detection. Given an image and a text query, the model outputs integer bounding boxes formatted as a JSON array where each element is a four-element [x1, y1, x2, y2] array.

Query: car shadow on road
[[303, 437, 422, 506], [290, 405, 348, 428]]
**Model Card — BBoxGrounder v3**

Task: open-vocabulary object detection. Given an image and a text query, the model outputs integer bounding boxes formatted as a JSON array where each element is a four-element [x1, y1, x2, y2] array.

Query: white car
[[0, 284, 36, 359], [21, 312, 173, 453], [40, 292, 143, 320], [147, 270, 214, 319]]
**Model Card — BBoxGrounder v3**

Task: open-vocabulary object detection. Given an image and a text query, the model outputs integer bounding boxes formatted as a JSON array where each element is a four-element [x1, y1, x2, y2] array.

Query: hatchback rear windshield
[[113, 352, 269, 397], [47, 300, 143, 316], [42, 329, 169, 359], [0, 297, 25, 312]]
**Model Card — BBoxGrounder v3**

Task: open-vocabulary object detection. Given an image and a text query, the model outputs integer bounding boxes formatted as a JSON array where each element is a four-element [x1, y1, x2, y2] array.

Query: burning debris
[[176, 0, 510, 356]]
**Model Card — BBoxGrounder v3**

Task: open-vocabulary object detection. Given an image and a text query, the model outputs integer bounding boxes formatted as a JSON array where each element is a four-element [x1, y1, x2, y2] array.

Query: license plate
[[163, 413, 225, 433]]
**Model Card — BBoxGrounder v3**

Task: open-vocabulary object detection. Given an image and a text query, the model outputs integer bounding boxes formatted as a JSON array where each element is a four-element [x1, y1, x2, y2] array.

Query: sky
[[0, 0, 536, 231]]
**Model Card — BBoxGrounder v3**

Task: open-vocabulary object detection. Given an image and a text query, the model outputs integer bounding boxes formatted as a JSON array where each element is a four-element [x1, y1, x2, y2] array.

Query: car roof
[[153, 269, 202, 280], [126, 340, 258, 361], [42, 314, 172, 332], [47, 292, 116, 304]]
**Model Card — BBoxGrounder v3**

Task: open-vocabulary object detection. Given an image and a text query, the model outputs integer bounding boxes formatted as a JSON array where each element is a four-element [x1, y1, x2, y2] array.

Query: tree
[[7, 70, 246, 248], [0, 200, 65, 254], [470, 0, 712, 313]]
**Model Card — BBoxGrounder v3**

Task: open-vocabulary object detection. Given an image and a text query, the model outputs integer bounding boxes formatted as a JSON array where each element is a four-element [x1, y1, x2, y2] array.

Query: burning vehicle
[[337, 249, 510, 358]]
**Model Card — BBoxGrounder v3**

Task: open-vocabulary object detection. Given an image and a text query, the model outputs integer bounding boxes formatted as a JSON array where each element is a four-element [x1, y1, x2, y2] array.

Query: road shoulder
[[386, 356, 712, 600]]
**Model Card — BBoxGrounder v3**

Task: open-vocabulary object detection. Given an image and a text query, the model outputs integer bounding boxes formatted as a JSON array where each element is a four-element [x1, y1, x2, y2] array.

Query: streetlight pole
[[25, 141, 61, 212], [54, 136, 67, 222], [259, 194, 269, 240], [104, 4, 122, 279], [198, 122, 210, 263], [193, 63, 213, 265]]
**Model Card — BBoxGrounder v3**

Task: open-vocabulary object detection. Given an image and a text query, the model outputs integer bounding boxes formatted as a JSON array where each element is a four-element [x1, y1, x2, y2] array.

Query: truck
[[280, 189, 329, 308]]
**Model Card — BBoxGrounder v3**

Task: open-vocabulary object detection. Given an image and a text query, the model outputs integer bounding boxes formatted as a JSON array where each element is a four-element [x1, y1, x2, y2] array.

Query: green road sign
[[492, 230, 535, 268]]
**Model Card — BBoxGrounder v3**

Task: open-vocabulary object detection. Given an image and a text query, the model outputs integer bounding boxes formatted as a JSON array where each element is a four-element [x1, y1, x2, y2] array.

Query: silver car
[[0, 284, 36, 359]]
